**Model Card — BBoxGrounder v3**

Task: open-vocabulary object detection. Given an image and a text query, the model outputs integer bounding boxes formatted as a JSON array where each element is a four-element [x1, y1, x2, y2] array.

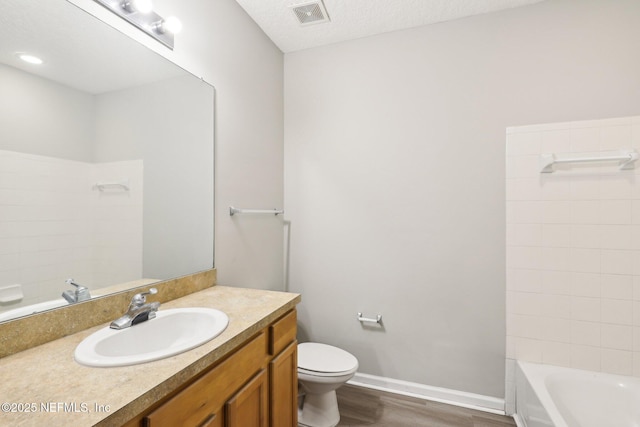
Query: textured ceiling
[[234, 0, 546, 53]]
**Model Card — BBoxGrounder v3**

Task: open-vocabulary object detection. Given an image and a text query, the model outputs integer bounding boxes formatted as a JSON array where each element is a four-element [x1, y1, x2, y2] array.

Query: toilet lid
[[298, 342, 358, 374]]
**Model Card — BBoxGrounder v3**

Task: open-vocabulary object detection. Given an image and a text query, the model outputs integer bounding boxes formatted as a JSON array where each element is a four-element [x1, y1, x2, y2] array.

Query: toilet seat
[[298, 342, 358, 377]]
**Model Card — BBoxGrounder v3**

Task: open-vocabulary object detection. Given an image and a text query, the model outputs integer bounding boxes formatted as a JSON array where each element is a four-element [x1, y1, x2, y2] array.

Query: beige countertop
[[0, 285, 300, 427]]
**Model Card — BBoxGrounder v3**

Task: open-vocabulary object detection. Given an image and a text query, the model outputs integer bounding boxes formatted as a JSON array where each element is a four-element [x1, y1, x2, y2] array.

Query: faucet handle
[[62, 278, 91, 303], [141, 288, 157, 296], [66, 278, 82, 288], [131, 287, 157, 306]]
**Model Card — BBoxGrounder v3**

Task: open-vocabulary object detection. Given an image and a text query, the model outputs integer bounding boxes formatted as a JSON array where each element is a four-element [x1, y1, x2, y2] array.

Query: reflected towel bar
[[229, 206, 284, 216], [95, 181, 130, 191], [357, 312, 382, 324], [540, 149, 638, 173]]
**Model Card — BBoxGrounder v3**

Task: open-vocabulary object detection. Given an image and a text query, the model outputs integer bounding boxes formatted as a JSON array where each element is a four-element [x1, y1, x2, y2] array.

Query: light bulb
[[154, 16, 182, 34], [163, 16, 182, 34]]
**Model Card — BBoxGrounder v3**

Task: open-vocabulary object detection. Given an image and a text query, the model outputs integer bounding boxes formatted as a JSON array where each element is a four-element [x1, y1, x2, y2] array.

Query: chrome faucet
[[110, 288, 160, 330], [62, 278, 91, 304]]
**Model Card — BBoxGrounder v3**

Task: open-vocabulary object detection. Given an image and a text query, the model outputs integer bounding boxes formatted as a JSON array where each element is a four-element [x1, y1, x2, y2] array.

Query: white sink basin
[[74, 307, 229, 367]]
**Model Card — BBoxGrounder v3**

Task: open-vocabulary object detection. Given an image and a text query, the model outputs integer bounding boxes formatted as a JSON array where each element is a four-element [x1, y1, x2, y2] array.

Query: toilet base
[[298, 390, 340, 427]]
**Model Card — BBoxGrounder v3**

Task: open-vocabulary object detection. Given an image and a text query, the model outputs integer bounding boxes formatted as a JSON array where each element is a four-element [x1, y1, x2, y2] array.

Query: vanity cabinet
[[126, 309, 297, 427]]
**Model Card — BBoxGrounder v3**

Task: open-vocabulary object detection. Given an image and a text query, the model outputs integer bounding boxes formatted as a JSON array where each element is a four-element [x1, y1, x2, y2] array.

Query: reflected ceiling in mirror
[[0, 0, 214, 322]]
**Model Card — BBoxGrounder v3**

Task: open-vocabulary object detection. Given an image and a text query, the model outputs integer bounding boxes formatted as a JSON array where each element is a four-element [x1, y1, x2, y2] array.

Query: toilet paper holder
[[357, 312, 382, 324]]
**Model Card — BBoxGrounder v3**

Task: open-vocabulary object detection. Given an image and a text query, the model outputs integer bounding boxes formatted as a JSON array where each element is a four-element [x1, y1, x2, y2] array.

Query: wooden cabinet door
[[225, 368, 269, 427], [269, 341, 298, 427], [196, 410, 223, 427]]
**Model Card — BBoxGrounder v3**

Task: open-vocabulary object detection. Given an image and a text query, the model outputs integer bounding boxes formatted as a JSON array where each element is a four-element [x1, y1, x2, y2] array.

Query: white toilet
[[297, 342, 359, 427]]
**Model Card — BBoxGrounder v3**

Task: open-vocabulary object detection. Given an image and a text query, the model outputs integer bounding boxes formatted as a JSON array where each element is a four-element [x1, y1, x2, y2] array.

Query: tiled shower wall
[[506, 115, 640, 377], [0, 150, 142, 308], [90, 159, 144, 288]]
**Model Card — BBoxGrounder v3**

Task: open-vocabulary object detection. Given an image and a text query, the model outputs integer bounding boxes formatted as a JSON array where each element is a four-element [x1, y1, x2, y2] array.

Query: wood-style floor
[[335, 385, 516, 427]]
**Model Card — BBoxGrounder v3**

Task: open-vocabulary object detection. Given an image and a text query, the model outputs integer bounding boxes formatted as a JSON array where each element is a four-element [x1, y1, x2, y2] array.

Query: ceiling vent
[[289, 1, 330, 26]]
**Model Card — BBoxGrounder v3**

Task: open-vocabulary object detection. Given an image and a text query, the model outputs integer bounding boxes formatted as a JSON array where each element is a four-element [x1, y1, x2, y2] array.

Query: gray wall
[[284, 0, 640, 397], [93, 76, 214, 279], [0, 64, 93, 162], [70, 0, 285, 290], [149, 0, 285, 289]]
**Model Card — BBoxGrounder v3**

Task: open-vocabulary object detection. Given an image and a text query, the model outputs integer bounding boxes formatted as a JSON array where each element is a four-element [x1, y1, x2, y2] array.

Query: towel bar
[[357, 312, 382, 324], [229, 206, 283, 216]]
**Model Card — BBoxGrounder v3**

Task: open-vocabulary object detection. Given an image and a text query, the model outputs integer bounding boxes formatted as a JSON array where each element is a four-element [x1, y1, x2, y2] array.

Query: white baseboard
[[347, 372, 506, 416]]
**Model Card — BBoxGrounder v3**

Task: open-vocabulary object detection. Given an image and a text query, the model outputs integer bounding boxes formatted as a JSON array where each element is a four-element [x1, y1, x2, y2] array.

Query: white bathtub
[[515, 361, 640, 427]]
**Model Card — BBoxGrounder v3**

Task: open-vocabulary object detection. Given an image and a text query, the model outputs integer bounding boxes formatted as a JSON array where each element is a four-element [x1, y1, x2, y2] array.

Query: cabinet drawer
[[145, 331, 268, 427], [269, 310, 296, 356]]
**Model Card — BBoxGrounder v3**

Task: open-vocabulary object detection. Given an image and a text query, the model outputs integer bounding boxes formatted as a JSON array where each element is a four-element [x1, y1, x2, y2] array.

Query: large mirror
[[0, 0, 214, 322]]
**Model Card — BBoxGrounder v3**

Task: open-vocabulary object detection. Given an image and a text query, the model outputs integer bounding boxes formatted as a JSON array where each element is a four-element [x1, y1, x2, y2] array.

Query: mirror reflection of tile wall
[[0, 150, 143, 308]]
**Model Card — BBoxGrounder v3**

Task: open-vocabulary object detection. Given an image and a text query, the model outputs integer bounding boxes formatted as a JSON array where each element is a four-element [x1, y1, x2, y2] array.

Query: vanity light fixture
[[92, 0, 180, 50]]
